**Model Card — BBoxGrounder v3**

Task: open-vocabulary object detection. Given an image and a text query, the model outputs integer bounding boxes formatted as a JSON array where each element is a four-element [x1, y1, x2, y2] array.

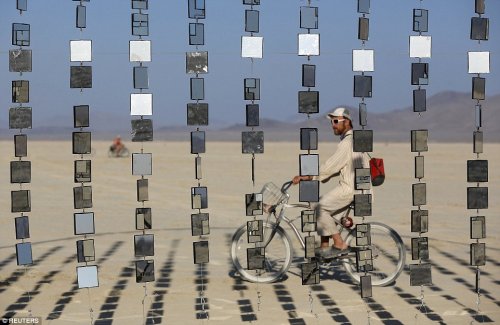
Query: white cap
[[327, 107, 351, 120]]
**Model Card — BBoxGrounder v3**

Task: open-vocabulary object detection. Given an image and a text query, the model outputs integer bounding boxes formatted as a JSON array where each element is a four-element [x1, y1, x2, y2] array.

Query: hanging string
[[308, 289, 318, 320], [23, 266, 33, 318], [87, 288, 94, 325]]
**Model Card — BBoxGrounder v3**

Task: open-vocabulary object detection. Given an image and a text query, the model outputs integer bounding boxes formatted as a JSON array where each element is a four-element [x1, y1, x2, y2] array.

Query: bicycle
[[230, 181, 406, 286]]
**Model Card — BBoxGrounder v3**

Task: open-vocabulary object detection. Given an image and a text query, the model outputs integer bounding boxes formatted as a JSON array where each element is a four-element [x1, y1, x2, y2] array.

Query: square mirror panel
[[10, 160, 31, 184], [243, 0, 260, 4], [193, 241, 209, 264], [302, 64, 316, 87], [74, 105, 90, 128], [12, 80, 29, 103], [354, 194, 372, 216], [300, 6, 318, 29], [353, 130, 373, 152], [411, 209, 428, 233], [137, 179, 149, 202], [354, 75, 372, 98], [357, 0, 370, 14], [410, 263, 432, 286], [468, 51, 490, 74], [411, 63, 429, 86], [186, 51, 208, 74], [241, 36, 263, 59], [190, 78, 204, 100], [298, 34, 319, 56], [17, 0, 27, 11], [301, 210, 316, 232], [76, 5, 86, 29], [129, 40, 151, 62], [192, 213, 210, 236], [467, 187, 488, 210], [470, 216, 485, 239], [356, 249, 373, 272], [131, 119, 153, 142], [474, 131, 483, 154], [298, 91, 319, 114], [11, 190, 30, 213], [15, 216, 30, 239], [412, 183, 426, 206], [359, 103, 367, 126], [413, 89, 426, 112], [245, 193, 263, 216], [475, 0, 485, 14], [70, 40, 92, 62], [411, 237, 429, 260], [72, 132, 91, 154], [245, 10, 259, 33], [467, 160, 488, 183], [299, 180, 319, 202], [12, 23, 30, 46], [130, 93, 153, 116], [75, 160, 91, 183], [246, 104, 259, 127], [191, 131, 206, 154], [247, 248, 265, 270], [411, 129, 428, 152], [300, 128, 318, 150], [70, 66, 92, 89], [134, 234, 155, 257], [475, 104, 482, 128], [74, 212, 95, 235], [301, 262, 319, 285], [136, 208, 152, 230], [191, 187, 208, 209], [247, 220, 263, 243], [188, 0, 205, 19], [415, 155, 425, 179], [299, 154, 319, 176], [9, 107, 32, 130], [132, 153, 152, 175], [73, 186, 93, 209], [356, 223, 371, 246], [305, 236, 315, 259], [472, 77, 485, 100], [352, 49, 374, 72], [470, 17, 489, 41], [9, 49, 32, 72], [358, 17, 369, 41], [16, 242, 33, 266], [244, 78, 260, 100], [187, 103, 209, 126], [15, 134, 28, 157], [77, 265, 99, 289], [413, 9, 428, 32], [136, 260, 155, 283], [409, 36, 431, 58], [355, 168, 371, 190], [77, 239, 95, 263], [189, 23, 204, 45], [242, 131, 264, 154], [134, 66, 149, 89], [132, 13, 149, 36], [132, 0, 148, 9], [195, 156, 202, 180], [470, 243, 486, 266], [361, 275, 372, 298]]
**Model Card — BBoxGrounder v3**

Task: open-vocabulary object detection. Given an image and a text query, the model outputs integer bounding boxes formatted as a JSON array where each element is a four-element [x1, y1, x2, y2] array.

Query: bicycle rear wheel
[[342, 222, 406, 286], [230, 221, 292, 283]]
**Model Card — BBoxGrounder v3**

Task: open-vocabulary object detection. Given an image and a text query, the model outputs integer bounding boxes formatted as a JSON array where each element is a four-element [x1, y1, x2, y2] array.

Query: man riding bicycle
[[292, 107, 368, 258]]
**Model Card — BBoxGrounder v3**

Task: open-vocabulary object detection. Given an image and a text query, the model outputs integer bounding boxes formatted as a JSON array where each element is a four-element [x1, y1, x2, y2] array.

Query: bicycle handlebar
[[281, 181, 293, 194]]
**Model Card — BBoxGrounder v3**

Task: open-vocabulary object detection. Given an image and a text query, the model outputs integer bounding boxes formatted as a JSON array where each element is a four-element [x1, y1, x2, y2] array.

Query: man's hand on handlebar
[[292, 175, 313, 185]]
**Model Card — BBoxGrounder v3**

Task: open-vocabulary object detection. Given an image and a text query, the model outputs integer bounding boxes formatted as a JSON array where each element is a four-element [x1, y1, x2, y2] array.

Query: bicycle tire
[[230, 221, 293, 283], [342, 222, 406, 286]]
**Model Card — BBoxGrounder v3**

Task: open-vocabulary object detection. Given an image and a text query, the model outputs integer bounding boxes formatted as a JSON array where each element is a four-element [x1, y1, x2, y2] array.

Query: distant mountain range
[[1, 91, 499, 142]]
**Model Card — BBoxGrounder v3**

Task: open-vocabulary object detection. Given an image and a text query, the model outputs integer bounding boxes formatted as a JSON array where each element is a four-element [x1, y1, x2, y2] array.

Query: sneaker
[[315, 246, 350, 259]]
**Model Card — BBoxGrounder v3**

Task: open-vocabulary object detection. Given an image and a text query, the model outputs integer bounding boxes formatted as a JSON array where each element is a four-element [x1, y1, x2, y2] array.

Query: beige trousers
[[315, 187, 353, 236]]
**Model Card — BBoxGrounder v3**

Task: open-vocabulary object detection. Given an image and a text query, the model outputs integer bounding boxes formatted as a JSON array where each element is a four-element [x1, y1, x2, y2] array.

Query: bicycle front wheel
[[230, 221, 292, 283], [342, 222, 406, 286]]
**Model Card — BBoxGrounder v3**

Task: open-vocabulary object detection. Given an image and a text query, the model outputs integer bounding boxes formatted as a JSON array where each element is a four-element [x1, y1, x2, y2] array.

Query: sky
[[0, 0, 499, 128]]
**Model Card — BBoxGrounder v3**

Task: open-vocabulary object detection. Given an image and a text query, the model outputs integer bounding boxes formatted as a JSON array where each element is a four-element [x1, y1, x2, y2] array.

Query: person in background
[[292, 107, 368, 258], [110, 135, 124, 155]]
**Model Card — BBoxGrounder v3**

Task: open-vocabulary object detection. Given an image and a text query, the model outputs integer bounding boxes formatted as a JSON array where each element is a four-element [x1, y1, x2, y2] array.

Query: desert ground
[[0, 140, 499, 324]]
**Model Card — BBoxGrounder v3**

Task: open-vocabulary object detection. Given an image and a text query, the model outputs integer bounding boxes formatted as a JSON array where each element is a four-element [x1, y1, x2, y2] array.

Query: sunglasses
[[331, 118, 345, 124]]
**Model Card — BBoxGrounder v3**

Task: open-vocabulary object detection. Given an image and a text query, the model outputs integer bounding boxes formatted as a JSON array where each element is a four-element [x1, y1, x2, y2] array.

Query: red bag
[[370, 157, 385, 186]]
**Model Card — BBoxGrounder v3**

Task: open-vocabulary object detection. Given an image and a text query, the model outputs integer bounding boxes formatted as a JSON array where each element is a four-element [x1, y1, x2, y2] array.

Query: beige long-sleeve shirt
[[315, 130, 367, 198]]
